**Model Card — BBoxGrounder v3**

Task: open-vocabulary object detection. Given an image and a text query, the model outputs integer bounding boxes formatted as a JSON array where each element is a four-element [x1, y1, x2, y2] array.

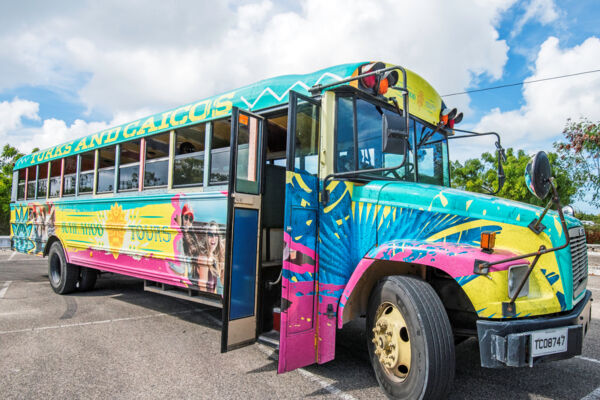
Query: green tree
[[555, 119, 600, 207], [451, 148, 578, 207], [0, 144, 24, 235]]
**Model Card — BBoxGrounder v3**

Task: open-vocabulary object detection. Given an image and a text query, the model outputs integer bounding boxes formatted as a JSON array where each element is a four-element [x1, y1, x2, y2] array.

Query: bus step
[[144, 280, 222, 309], [258, 330, 280, 350]]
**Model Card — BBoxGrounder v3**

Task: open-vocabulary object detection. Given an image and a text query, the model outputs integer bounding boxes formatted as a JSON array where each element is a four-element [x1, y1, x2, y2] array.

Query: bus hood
[[355, 181, 581, 234]]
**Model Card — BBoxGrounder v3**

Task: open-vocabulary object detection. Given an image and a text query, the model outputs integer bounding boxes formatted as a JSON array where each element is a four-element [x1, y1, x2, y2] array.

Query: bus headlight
[[508, 265, 530, 299]]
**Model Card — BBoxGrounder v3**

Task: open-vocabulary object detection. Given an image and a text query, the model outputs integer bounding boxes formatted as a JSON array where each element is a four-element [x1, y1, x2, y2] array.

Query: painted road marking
[[8, 251, 16, 261], [576, 355, 600, 365], [0, 281, 12, 299], [0, 308, 208, 335], [581, 386, 600, 400], [256, 343, 357, 400]]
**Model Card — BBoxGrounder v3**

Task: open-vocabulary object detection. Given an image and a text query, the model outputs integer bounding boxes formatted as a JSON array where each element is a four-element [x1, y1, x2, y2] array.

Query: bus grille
[[569, 227, 588, 299]]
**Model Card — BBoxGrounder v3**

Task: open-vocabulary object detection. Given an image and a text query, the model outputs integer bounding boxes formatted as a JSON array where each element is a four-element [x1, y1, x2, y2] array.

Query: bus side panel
[[12, 192, 228, 295]]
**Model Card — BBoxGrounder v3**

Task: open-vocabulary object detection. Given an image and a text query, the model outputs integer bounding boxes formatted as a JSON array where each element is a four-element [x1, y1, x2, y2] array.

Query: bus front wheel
[[366, 275, 455, 399], [48, 242, 79, 295]]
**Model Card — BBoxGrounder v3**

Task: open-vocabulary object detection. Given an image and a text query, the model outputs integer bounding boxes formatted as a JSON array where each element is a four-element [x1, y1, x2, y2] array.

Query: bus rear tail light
[[273, 307, 281, 332]]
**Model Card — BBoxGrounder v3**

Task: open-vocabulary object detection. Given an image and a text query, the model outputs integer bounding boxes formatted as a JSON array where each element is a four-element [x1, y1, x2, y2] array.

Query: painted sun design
[[106, 203, 126, 259]]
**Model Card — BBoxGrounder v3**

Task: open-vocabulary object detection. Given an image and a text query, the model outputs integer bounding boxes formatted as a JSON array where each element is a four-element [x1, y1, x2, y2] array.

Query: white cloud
[[0, 98, 40, 136], [474, 36, 600, 152], [511, 0, 560, 38], [0, 1, 513, 120]]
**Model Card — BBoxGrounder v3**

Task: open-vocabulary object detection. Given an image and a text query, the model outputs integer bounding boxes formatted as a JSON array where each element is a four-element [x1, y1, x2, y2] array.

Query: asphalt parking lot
[[1, 251, 599, 399]]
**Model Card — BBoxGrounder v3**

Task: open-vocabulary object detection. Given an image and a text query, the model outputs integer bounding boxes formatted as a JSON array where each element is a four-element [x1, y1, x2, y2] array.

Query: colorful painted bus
[[10, 61, 592, 399]]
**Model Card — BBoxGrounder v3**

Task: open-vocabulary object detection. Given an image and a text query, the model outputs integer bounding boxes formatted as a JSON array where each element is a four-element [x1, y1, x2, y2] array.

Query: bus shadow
[[72, 275, 223, 331]]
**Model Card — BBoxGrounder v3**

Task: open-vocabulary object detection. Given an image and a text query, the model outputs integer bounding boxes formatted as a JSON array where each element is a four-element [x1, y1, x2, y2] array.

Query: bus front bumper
[[476, 290, 592, 368]]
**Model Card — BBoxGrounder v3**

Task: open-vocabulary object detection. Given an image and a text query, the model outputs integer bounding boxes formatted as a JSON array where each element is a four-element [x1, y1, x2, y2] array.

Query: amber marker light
[[480, 231, 496, 253]]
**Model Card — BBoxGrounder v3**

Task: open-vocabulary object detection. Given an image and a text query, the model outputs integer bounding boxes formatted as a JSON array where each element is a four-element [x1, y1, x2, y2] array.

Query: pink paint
[[336, 240, 526, 329]]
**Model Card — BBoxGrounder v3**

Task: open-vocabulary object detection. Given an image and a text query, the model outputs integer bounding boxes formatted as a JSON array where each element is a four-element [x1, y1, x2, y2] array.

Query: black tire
[[48, 242, 79, 294], [366, 275, 455, 400], [77, 267, 98, 291]]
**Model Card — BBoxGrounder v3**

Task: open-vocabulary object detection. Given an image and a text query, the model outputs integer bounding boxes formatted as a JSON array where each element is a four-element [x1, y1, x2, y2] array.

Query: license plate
[[530, 328, 568, 357]]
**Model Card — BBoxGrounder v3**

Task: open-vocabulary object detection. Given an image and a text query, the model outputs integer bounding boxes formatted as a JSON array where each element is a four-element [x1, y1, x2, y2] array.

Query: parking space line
[[581, 386, 600, 400], [0, 281, 11, 299], [8, 251, 16, 261], [256, 343, 357, 400], [0, 308, 208, 335], [576, 355, 600, 365]]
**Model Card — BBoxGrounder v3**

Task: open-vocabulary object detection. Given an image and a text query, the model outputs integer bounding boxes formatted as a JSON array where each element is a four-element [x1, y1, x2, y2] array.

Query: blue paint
[[229, 208, 258, 320]]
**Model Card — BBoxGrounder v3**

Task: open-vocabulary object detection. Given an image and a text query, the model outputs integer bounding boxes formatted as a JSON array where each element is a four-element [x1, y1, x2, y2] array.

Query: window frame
[[333, 89, 450, 186]]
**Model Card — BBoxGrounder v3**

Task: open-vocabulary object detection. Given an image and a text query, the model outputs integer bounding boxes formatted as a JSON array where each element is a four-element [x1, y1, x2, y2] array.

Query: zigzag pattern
[[240, 72, 344, 109]]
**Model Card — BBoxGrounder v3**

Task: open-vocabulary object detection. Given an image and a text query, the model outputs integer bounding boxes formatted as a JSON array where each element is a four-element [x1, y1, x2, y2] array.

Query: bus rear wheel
[[48, 242, 79, 295], [366, 275, 455, 399]]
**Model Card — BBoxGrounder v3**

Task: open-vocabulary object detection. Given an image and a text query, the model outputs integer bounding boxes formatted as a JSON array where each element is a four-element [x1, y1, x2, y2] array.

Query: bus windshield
[[335, 94, 450, 186]]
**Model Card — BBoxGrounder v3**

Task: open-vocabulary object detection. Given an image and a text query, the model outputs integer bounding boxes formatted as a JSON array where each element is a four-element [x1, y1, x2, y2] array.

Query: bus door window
[[145, 133, 169, 188], [48, 161, 61, 198], [97, 146, 116, 193], [62, 156, 77, 196], [25, 166, 36, 200], [17, 168, 26, 200], [173, 124, 206, 187], [37, 163, 48, 199], [210, 119, 231, 185], [293, 102, 319, 175], [78, 151, 95, 194], [235, 114, 260, 194], [119, 140, 140, 191]]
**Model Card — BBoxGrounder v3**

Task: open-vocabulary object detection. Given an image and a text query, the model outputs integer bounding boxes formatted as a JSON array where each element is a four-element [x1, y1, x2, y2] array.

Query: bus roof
[[15, 61, 442, 170]]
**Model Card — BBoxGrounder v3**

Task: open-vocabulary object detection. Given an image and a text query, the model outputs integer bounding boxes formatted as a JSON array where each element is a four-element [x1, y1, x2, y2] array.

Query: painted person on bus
[[201, 221, 225, 294], [171, 204, 207, 286]]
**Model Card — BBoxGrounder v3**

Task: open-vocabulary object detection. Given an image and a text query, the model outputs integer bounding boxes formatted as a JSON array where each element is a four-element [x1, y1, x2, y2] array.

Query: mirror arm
[[476, 179, 571, 270], [528, 196, 554, 234], [321, 158, 408, 205]]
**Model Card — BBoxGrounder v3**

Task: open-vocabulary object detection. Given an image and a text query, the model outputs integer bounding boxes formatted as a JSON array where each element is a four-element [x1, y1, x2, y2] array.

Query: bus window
[[17, 168, 26, 200], [37, 163, 48, 198], [97, 146, 116, 193], [174, 124, 205, 187], [144, 133, 169, 188], [79, 151, 95, 194], [48, 161, 61, 198], [294, 101, 319, 175], [210, 119, 231, 185], [415, 121, 448, 186], [26, 166, 36, 199], [63, 156, 77, 196], [335, 96, 355, 172], [119, 141, 140, 191]]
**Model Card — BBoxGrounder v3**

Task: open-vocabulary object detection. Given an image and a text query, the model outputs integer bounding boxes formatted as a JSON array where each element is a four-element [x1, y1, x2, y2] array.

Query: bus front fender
[[337, 239, 525, 328]]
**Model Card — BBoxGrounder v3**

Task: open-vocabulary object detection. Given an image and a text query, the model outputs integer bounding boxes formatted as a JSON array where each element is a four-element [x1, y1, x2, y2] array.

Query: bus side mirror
[[382, 113, 408, 155], [525, 151, 552, 200]]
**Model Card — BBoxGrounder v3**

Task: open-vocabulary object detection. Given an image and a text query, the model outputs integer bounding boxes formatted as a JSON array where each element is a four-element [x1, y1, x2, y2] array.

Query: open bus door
[[221, 108, 264, 352], [278, 91, 321, 372]]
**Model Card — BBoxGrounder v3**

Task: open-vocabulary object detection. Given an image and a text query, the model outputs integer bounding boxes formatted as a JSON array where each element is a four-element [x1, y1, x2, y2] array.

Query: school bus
[[10, 61, 592, 399]]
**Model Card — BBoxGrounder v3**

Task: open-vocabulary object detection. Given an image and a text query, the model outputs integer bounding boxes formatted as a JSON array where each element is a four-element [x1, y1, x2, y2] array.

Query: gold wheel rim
[[372, 302, 411, 382]]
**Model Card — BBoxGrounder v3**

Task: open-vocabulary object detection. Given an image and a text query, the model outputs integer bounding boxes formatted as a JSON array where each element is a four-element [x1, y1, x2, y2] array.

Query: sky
[[0, 0, 599, 211]]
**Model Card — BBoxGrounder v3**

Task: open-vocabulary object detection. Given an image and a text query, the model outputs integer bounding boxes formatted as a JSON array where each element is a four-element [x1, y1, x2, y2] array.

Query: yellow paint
[[323, 184, 351, 213], [336, 219, 343, 226], [334, 232, 340, 239], [466, 200, 473, 211], [306, 219, 313, 226], [483, 209, 487, 216], [517, 214, 521, 221], [291, 276, 298, 282], [301, 198, 310, 208], [294, 235, 303, 241], [553, 216, 563, 237]]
